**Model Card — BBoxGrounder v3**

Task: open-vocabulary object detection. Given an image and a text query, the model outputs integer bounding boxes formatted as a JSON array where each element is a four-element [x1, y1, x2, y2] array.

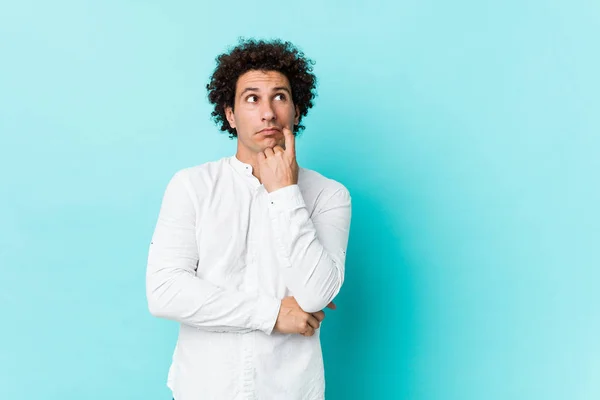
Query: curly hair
[[206, 38, 318, 139]]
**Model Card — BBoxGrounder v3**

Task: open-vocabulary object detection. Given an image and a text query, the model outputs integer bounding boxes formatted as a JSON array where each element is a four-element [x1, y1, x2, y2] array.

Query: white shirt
[[146, 155, 352, 400]]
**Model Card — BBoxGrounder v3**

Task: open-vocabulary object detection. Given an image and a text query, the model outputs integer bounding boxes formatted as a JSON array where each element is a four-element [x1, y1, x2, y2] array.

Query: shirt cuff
[[267, 184, 306, 216], [253, 294, 282, 335]]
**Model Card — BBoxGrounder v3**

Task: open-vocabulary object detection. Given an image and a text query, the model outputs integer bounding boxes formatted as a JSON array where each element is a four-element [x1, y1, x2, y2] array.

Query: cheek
[[276, 104, 296, 120], [234, 109, 255, 127]]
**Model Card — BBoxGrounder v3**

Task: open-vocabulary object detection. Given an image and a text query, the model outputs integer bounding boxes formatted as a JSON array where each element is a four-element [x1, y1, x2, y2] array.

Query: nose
[[260, 101, 276, 122]]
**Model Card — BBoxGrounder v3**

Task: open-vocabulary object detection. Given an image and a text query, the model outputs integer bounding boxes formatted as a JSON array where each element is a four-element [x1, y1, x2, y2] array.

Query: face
[[225, 70, 300, 155]]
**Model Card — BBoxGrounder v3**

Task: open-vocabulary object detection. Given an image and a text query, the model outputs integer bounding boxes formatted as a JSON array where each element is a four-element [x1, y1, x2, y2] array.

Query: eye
[[274, 93, 287, 101], [246, 95, 258, 103]]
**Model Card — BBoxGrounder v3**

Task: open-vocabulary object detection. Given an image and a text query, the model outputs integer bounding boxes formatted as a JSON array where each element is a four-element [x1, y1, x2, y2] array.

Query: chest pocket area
[[196, 213, 249, 286]]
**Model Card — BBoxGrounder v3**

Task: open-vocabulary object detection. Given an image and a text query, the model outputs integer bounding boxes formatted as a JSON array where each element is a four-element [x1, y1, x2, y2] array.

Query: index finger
[[311, 310, 326, 322], [283, 127, 295, 156], [306, 314, 320, 330]]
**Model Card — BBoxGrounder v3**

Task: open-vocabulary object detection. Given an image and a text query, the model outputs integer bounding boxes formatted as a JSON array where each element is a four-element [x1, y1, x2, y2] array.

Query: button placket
[[244, 190, 260, 293]]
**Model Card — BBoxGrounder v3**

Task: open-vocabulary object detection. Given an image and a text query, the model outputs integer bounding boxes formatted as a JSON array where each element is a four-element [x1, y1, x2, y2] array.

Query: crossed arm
[[146, 170, 352, 335]]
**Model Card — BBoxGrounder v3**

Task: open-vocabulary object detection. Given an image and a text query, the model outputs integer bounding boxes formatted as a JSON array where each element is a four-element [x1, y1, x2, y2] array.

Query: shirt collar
[[229, 154, 254, 176], [229, 155, 263, 191]]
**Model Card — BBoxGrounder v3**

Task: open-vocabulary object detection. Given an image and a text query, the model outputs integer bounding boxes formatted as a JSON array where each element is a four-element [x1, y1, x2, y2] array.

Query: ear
[[224, 105, 236, 129], [294, 105, 300, 125]]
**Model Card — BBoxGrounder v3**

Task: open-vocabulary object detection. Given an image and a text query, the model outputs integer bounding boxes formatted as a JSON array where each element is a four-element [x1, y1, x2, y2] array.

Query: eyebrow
[[239, 86, 291, 97]]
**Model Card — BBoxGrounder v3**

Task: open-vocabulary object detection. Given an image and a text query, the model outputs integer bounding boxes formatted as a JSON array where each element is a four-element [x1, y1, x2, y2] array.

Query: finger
[[312, 310, 325, 322], [283, 127, 295, 156], [326, 302, 337, 310], [257, 151, 266, 162], [263, 147, 274, 157], [306, 314, 320, 330], [301, 327, 315, 337], [273, 145, 285, 155]]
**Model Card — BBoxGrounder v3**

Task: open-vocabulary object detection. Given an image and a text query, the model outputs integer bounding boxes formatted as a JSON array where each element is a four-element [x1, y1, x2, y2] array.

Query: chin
[[260, 138, 282, 148]]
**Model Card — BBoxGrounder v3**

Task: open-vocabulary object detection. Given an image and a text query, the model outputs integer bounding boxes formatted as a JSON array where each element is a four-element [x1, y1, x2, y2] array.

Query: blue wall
[[1, 1, 598, 399]]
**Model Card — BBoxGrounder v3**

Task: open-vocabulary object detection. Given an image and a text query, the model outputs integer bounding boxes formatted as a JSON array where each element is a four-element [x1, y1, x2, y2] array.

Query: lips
[[259, 128, 281, 135]]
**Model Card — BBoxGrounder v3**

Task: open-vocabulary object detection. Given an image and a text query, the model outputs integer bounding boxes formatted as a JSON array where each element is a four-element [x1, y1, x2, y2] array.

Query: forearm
[[146, 260, 280, 334], [267, 184, 352, 313], [146, 169, 281, 335]]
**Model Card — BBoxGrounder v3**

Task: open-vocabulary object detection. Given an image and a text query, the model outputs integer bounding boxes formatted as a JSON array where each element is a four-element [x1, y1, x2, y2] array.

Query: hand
[[257, 127, 299, 193], [308, 302, 337, 335], [274, 297, 336, 337]]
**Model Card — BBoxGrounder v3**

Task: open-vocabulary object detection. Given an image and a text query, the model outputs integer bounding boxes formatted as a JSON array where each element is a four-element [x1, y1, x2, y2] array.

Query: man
[[146, 38, 352, 400]]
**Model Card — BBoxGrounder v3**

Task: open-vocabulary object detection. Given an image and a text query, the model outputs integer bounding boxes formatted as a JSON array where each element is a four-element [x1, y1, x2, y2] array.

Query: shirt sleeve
[[146, 170, 281, 335], [266, 183, 352, 313]]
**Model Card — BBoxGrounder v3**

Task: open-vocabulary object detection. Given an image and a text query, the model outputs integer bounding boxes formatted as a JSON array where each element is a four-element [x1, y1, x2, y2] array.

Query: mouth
[[258, 128, 281, 135]]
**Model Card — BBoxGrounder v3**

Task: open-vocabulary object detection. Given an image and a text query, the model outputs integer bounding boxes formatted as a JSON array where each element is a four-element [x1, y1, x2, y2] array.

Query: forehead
[[235, 70, 291, 93]]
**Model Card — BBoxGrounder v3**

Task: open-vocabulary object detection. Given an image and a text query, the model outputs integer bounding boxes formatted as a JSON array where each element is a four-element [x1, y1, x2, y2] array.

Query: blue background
[[1, 1, 599, 399]]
